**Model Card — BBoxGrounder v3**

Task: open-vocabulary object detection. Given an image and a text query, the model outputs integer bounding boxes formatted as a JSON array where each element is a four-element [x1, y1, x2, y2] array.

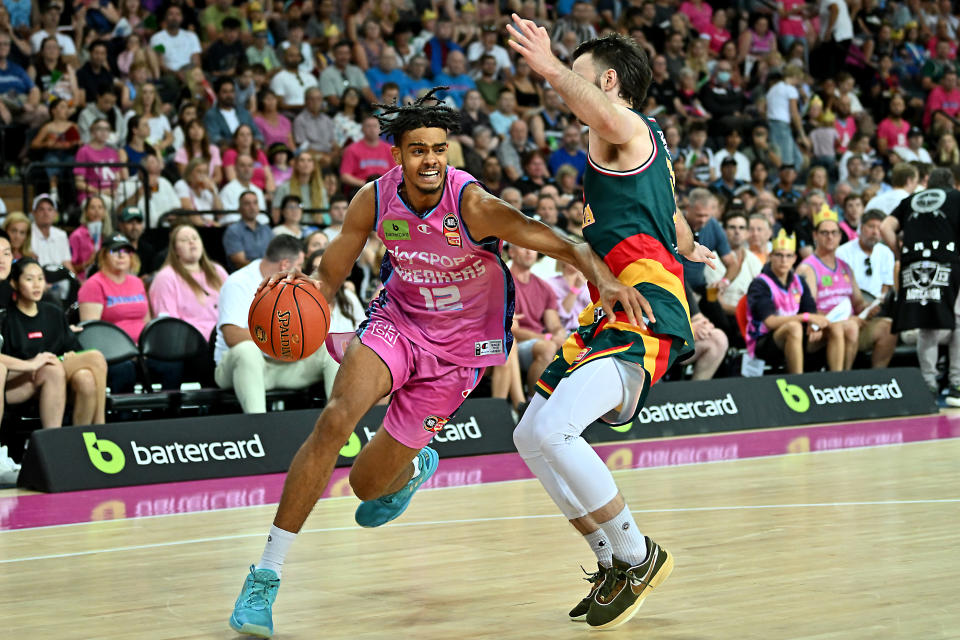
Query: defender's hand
[[597, 278, 654, 328]]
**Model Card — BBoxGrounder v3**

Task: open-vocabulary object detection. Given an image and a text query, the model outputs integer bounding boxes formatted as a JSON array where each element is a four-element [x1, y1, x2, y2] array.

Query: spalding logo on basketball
[[247, 281, 331, 361]]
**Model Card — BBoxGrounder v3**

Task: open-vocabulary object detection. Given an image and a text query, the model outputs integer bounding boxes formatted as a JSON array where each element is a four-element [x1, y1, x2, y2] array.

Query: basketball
[[247, 281, 330, 361]]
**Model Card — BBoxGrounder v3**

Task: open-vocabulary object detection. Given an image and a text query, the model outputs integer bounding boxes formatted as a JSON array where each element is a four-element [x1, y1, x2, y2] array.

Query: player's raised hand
[[596, 278, 655, 329], [506, 13, 564, 78]]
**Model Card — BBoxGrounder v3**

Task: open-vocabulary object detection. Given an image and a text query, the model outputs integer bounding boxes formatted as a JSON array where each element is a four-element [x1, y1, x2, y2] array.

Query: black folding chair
[[76, 320, 139, 366], [138, 316, 210, 388]]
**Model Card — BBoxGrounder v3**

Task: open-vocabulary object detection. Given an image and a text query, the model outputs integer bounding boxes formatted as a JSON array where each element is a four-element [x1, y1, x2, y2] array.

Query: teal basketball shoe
[[355, 446, 439, 527], [229, 565, 280, 638]]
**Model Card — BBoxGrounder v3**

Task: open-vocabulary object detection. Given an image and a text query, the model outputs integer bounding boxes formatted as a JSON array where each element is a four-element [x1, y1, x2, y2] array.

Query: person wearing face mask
[[69, 195, 109, 281], [698, 61, 747, 139]]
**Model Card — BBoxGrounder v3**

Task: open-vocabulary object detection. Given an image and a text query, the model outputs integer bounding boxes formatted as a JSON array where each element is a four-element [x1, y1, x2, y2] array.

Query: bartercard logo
[[636, 393, 738, 424], [777, 377, 903, 413]]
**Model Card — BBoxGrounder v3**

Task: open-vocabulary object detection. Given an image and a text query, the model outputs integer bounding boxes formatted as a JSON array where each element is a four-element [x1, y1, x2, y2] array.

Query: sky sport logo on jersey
[[776, 377, 904, 413]]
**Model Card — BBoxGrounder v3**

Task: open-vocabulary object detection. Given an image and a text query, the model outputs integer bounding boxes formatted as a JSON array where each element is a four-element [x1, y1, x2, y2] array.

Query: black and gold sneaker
[[586, 537, 674, 630], [568, 563, 605, 621]]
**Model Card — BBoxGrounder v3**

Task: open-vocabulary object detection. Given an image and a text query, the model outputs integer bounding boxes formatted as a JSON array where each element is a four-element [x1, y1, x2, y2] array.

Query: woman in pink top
[[700, 9, 731, 55], [174, 119, 223, 185], [148, 225, 228, 339], [679, 0, 713, 34], [73, 118, 124, 204], [78, 234, 150, 342], [253, 88, 295, 151], [223, 124, 276, 194], [68, 195, 108, 280], [77, 234, 162, 392]]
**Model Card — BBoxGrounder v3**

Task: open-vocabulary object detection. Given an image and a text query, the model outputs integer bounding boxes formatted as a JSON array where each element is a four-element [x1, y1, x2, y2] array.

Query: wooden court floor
[[2, 438, 959, 639]]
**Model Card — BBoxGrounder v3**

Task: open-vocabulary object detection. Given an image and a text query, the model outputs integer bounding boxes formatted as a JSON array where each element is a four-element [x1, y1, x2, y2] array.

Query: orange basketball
[[248, 281, 330, 361]]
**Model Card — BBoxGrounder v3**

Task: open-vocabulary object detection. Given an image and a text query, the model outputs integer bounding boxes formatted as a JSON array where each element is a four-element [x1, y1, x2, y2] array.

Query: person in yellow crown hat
[[796, 204, 898, 370], [744, 229, 840, 372]]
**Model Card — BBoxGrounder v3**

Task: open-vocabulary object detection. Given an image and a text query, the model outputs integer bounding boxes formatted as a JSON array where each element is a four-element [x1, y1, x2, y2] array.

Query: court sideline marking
[[1, 498, 957, 565]]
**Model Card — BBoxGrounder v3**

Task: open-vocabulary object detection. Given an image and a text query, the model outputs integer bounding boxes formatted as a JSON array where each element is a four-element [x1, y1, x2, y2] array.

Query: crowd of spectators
[[2, 0, 960, 481]]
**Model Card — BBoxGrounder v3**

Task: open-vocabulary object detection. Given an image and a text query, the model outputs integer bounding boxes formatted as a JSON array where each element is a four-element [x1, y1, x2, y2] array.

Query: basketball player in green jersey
[[507, 16, 717, 630]]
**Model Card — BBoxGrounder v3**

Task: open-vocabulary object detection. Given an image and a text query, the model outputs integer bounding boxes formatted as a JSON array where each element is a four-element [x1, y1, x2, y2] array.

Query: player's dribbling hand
[[506, 13, 564, 78], [597, 279, 655, 329], [257, 269, 322, 295]]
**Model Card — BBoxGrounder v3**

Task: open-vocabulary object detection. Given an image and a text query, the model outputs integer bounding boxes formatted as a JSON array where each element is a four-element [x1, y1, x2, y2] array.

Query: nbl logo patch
[[423, 415, 449, 433], [443, 213, 462, 247]]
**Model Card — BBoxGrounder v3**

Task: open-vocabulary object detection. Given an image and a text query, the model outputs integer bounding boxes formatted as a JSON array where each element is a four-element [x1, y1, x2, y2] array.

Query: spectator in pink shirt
[[68, 195, 107, 281], [679, 0, 713, 34], [253, 88, 295, 151], [339, 114, 395, 193], [876, 95, 910, 160], [700, 9, 731, 55], [73, 118, 125, 205], [148, 224, 228, 339], [925, 69, 960, 129]]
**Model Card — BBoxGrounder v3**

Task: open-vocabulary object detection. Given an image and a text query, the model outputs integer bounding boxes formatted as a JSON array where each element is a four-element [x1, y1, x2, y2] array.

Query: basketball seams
[[268, 285, 283, 360], [292, 285, 305, 360], [294, 283, 330, 335]]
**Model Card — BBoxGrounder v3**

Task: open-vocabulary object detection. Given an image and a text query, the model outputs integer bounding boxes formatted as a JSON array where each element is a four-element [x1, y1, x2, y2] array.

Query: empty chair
[[138, 316, 210, 388]]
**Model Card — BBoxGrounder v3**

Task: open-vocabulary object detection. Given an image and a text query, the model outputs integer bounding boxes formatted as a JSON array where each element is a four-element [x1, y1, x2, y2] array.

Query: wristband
[[720, 278, 730, 285], [569, 286, 582, 295], [802, 312, 810, 323], [544, 333, 553, 341]]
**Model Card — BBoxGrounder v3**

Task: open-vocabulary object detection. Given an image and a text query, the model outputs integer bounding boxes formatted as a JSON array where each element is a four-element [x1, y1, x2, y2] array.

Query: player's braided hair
[[375, 87, 462, 145]]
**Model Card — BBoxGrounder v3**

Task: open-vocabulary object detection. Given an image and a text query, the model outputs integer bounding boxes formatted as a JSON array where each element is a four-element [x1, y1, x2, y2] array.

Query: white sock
[[411, 454, 421, 478], [598, 506, 647, 566], [257, 525, 297, 577], [584, 529, 613, 569]]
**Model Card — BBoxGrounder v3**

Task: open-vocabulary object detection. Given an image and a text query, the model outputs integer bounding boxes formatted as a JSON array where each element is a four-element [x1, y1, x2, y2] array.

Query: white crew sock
[[584, 529, 613, 569], [411, 453, 421, 478], [257, 525, 297, 577], [598, 505, 647, 566]]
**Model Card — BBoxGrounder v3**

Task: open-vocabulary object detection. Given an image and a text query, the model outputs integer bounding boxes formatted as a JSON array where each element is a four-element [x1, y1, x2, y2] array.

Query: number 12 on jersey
[[419, 285, 463, 311]]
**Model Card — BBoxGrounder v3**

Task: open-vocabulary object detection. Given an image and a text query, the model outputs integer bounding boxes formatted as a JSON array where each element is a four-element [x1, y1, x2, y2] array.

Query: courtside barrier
[[17, 399, 516, 492], [18, 369, 935, 492]]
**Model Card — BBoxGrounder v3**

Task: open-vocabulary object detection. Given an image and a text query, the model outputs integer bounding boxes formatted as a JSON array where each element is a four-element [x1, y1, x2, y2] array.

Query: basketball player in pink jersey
[[228, 88, 649, 638]]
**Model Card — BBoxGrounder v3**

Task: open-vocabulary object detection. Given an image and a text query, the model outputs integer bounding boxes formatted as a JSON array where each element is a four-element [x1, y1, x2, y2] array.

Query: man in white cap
[[30, 194, 73, 272]]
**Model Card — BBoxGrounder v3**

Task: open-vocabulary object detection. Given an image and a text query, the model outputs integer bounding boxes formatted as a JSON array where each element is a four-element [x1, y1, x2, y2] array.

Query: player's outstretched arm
[[262, 183, 377, 303], [461, 184, 652, 327], [506, 13, 636, 145]]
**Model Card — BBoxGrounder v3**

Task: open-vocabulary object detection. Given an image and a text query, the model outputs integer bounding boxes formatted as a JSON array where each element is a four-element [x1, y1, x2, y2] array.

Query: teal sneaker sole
[[229, 615, 272, 638], [355, 447, 439, 527]]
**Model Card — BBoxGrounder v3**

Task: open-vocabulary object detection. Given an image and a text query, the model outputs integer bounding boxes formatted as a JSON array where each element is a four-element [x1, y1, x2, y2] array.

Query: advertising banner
[[18, 369, 935, 492], [582, 367, 937, 444]]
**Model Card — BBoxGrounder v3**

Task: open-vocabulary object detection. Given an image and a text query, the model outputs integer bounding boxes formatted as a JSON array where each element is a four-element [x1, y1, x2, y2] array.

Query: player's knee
[[513, 417, 541, 456], [313, 399, 357, 441], [514, 402, 568, 456]]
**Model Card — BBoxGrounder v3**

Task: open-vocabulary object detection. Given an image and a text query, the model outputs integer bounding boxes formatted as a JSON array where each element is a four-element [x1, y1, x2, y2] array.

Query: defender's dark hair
[[374, 86, 461, 145], [572, 34, 652, 110]]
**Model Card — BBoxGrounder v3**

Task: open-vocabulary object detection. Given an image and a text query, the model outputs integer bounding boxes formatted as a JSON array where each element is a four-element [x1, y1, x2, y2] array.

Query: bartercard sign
[[18, 399, 516, 492], [582, 367, 936, 443]]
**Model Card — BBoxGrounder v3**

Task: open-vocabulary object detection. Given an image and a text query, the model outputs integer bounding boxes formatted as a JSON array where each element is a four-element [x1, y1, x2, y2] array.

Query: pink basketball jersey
[[801, 254, 854, 314], [364, 165, 515, 367]]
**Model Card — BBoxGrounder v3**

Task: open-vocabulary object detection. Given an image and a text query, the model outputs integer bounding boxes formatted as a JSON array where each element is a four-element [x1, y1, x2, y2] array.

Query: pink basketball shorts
[[358, 313, 483, 450]]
